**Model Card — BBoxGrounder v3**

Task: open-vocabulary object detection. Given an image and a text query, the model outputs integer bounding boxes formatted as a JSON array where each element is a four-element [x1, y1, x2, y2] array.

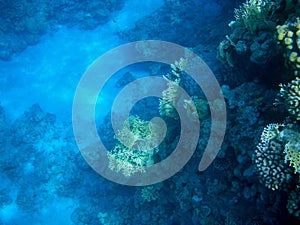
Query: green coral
[[107, 116, 161, 177], [233, 0, 278, 33], [276, 77, 300, 120]]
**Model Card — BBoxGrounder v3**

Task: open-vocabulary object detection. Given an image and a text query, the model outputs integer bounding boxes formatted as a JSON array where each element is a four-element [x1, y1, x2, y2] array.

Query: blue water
[[0, 0, 163, 122], [1, 0, 299, 225], [0, 1, 165, 224]]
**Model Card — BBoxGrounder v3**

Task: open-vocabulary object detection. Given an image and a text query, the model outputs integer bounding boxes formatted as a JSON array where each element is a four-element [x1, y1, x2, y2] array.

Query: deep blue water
[[0, 0, 299, 225]]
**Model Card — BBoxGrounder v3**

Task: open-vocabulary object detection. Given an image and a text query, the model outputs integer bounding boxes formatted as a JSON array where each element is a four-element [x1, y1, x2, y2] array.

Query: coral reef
[[218, 0, 300, 86], [159, 58, 186, 119], [184, 96, 209, 121], [255, 122, 300, 218], [254, 123, 293, 190], [276, 77, 300, 120], [218, 0, 280, 66], [159, 77, 181, 119], [276, 17, 300, 75], [282, 128, 300, 174], [2, 1, 300, 224], [233, 0, 278, 34], [107, 116, 161, 177]]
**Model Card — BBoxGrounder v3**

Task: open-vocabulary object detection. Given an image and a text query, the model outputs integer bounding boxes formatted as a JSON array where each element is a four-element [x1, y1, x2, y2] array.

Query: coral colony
[[0, 1, 299, 224]]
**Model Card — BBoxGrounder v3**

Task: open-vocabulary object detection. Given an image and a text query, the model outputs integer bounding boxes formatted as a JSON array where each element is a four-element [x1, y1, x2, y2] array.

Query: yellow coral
[[108, 151, 146, 177], [290, 52, 298, 62], [277, 17, 300, 71], [285, 37, 293, 45], [284, 140, 300, 174], [159, 77, 181, 119], [287, 31, 294, 38], [159, 58, 189, 119], [107, 116, 161, 176], [278, 32, 285, 41]]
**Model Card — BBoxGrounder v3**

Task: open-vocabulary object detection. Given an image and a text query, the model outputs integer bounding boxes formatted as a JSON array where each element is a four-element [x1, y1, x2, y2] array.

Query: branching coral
[[233, 0, 278, 33], [284, 139, 300, 174], [115, 116, 161, 150], [107, 144, 147, 177], [255, 121, 300, 224], [276, 77, 300, 120], [218, 0, 282, 70], [281, 128, 300, 174], [159, 58, 187, 119], [159, 57, 210, 122], [159, 77, 181, 119], [107, 116, 161, 177], [255, 123, 293, 190]]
